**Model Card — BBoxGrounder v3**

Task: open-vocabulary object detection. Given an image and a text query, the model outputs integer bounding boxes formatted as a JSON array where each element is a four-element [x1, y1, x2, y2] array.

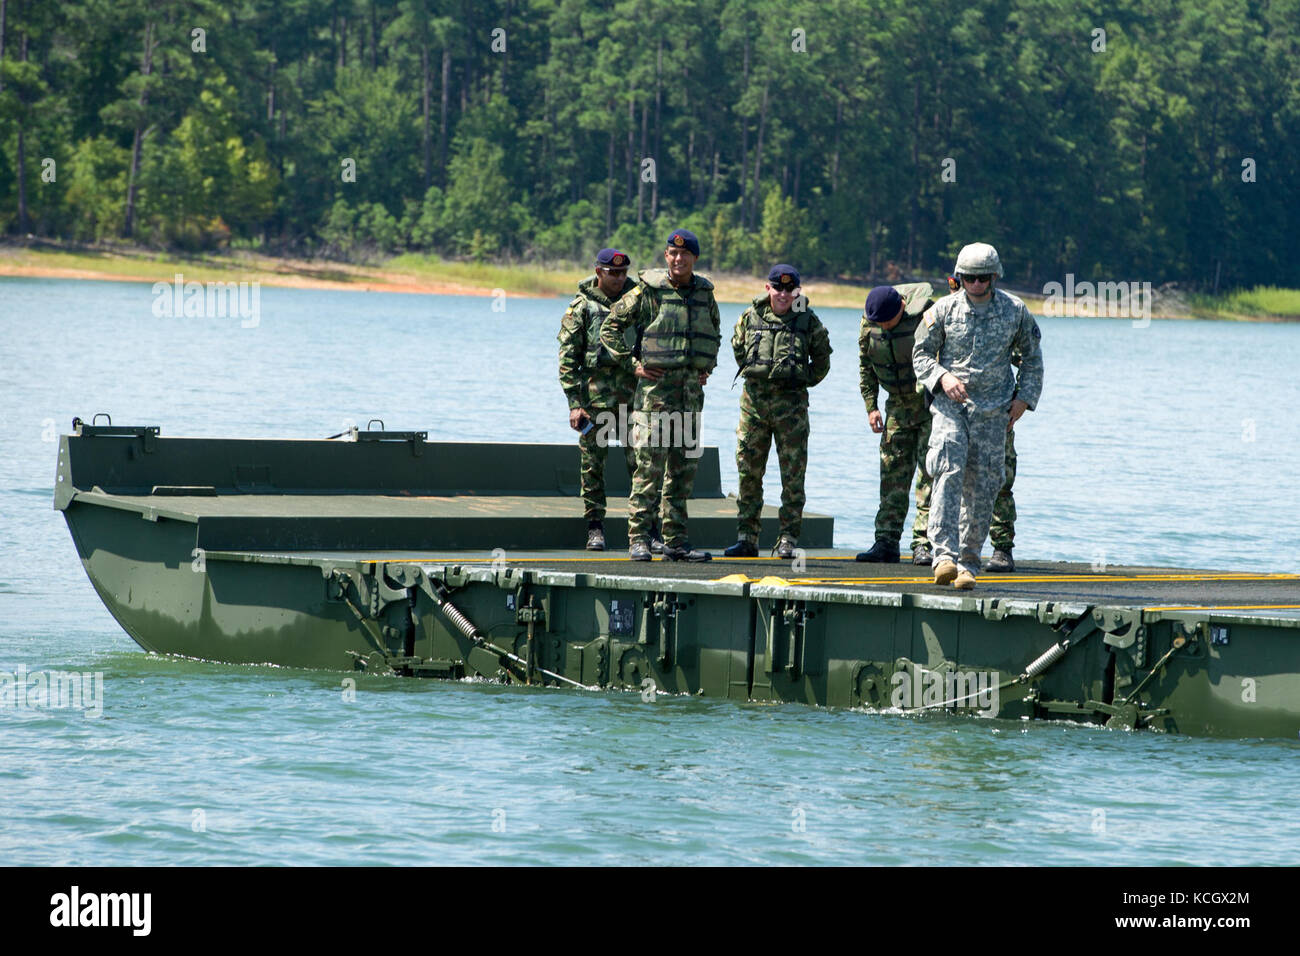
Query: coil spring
[[438, 596, 480, 641], [1024, 640, 1070, 679]]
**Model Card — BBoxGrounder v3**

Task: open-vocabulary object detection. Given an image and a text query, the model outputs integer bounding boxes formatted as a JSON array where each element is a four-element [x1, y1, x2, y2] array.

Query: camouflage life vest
[[861, 282, 935, 394], [739, 296, 814, 384], [573, 276, 631, 369], [636, 269, 721, 371]]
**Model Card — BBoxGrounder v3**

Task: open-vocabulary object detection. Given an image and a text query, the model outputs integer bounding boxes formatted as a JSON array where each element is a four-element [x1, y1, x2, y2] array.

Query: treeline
[[0, 0, 1296, 289]]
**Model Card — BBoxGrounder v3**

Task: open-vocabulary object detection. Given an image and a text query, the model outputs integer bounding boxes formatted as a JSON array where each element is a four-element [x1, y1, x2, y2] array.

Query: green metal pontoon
[[55, 421, 1300, 739]]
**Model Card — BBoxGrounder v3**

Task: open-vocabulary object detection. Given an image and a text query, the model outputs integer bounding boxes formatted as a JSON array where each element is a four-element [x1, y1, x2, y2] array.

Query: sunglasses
[[961, 274, 994, 284]]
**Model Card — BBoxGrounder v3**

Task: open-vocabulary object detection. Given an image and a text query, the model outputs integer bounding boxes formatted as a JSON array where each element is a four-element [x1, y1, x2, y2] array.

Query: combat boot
[[585, 521, 605, 552], [773, 535, 797, 559], [663, 542, 712, 562], [649, 520, 665, 555], [986, 548, 1014, 572], [629, 540, 651, 562], [953, 570, 977, 590], [723, 538, 759, 558], [933, 560, 958, 586], [912, 543, 933, 566], [855, 539, 900, 563]]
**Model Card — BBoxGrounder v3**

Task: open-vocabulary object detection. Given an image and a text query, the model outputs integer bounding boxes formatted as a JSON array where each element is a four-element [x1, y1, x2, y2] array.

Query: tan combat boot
[[953, 570, 977, 590], [933, 560, 958, 586]]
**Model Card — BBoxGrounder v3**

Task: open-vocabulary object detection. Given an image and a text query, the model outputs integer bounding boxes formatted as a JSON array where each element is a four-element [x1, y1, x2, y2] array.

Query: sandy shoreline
[[2, 246, 1293, 320], [0, 255, 1061, 312], [0, 258, 517, 298]]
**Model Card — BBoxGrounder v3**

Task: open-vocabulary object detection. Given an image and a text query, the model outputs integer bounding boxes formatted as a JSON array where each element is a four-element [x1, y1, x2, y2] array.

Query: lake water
[[1, 277, 1297, 865]]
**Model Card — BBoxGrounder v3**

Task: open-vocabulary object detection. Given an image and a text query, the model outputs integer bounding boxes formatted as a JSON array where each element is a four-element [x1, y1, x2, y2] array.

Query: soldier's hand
[[569, 408, 589, 431], [1008, 399, 1029, 429], [697, 371, 709, 386], [868, 410, 884, 434], [940, 373, 969, 403], [636, 363, 664, 381]]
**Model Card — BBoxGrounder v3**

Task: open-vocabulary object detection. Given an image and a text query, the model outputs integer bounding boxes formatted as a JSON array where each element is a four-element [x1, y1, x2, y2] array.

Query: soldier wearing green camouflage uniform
[[600, 229, 721, 562], [724, 265, 832, 559], [856, 283, 937, 565], [913, 243, 1043, 589], [558, 247, 660, 551]]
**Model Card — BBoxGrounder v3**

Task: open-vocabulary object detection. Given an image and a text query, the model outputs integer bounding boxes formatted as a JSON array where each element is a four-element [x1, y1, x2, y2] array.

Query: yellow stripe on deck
[[1145, 604, 1300, 612]]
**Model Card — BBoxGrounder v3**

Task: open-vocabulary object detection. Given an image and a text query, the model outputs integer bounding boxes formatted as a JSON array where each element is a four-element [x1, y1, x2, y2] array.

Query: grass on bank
[[387, 252, 880, 307], [1187, 286, 1300, 321], [384, 253, 585, 296]]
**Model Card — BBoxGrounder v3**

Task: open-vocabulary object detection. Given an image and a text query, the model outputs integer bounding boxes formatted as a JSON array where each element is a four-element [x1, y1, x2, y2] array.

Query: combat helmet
[[953, 242, 1003, 278]]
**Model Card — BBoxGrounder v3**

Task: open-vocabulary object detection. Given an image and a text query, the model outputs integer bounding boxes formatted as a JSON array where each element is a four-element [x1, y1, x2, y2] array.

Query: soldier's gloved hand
[[569, 408, 589, 431], [868, 410, 884, 434], [939, 372, 969, 402], [636, 363, 665, 381], [1008, 399, 1029, 430]]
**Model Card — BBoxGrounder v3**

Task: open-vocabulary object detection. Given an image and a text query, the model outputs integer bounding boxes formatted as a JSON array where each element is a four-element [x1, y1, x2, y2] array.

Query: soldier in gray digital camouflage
[[856, 282, 937, 565], [600, 229, 721, 562], [724, 265, 832, 559], [913, 242, 1044, 589], [557, 247, 662, 551], [857, 281, 1025, 570]]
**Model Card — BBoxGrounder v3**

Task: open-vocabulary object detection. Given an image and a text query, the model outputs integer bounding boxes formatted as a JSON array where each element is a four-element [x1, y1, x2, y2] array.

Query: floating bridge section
[[56, 425, 1300, 739]]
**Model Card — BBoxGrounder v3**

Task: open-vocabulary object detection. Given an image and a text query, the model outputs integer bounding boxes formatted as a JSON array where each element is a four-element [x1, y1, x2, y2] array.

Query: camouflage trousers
[[925, 400, 1010, 575], [990, 430, 1017, 551], [874, 392, 933, 548], [627, 371, 705, 547], [578, 407, 639, 523], [735, 381, 809, 542], [884, 408, 1018, 552]]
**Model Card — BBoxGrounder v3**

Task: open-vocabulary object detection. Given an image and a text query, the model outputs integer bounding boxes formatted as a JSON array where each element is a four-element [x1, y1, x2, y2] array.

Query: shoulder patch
[[1032, 321, 1042, 340]]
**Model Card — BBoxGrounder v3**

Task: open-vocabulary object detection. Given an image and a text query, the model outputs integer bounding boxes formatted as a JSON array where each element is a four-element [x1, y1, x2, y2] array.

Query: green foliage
[[65, 136, 130, 240], [134, 77, 278, 247], [406, 187, 447, 250], [760, 186, 815, 272], [442, 137, 513, 259], [0, 0, 1297, 291], [320, 198, 403, 259]]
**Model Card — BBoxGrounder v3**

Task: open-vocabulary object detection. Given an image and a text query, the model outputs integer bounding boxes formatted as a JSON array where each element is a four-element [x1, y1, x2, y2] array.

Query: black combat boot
[[649, 520, 665, 555], [855, 539, 900, 563], [773, 535, 797, 559], [629, 540, 651, 562], [585, 521, 606, 551], [912, 543, 933, 566], [723, 539, 759, 558], [663, 541, 712, 562], [986, 547, 1014, 572]]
